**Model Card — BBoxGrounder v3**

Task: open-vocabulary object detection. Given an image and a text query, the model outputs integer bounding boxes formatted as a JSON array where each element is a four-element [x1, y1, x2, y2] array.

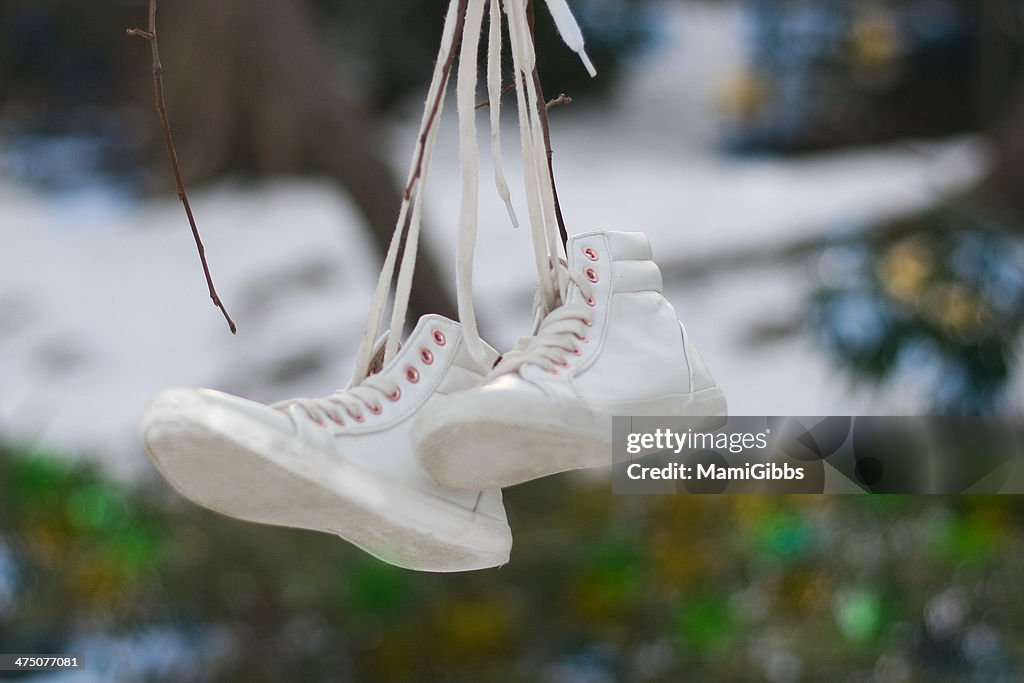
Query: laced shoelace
[[280, 374, 402, 426], [277, 0, 595, 423], [488, 266, 595, 379]]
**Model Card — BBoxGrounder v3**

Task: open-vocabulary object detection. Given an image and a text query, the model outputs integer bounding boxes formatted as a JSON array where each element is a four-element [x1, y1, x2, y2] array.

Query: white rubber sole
[[140, 390, 511, 572], [414, 387, 728, 490]]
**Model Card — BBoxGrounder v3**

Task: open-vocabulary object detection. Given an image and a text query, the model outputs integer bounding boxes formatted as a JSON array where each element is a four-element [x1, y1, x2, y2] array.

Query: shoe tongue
[[556, 258, 573, 294], [365, 331, 398, 379], [527, 261, 572, 334], [554, 258, 581, 307], [363, 314, 461, 380]]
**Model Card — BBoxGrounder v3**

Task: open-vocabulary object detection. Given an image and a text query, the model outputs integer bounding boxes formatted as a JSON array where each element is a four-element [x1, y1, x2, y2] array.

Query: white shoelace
[[454, 0, 487, 365], [488, 266, 595, 379], [349, 0, 596, 373], [505, 0, 564, 316], [459, 0, 597, 363], [351, 0, 463, 382], [543, 0, 598, 77], [281, 374, 401, 426], [278, 0, 595, 421], [488, 0, 519, 229]]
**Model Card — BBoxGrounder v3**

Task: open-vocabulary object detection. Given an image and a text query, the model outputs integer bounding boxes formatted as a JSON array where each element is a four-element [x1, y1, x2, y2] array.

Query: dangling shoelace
[[356, 0, 595, 375], [458, 0, 597, 364], [275, 0, 462, 423], [278, 0, 595, 422]]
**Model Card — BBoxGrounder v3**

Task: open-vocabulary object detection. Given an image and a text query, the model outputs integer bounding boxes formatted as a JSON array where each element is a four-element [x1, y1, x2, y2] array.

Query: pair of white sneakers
[[140, 229, 726, 572], [142, 0, 726, 572]]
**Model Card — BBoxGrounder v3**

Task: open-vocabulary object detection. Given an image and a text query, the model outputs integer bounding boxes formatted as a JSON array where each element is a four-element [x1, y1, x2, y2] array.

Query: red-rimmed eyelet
[[544, 368, 561, 375], [348, 411, 365, 423], [328, 414, 346, 427], [584, 318, 593, 327], [388, 388, 402, 402], [583, 247, 599, 261], [369, 404, 383, 415], [585, 296, 596, 307], [312, 416, 326, 427], [571, 347, 582, 356], [406, 366, 420, 383], [574, 333, 590, 343], [584, 267, 599, 283], [420, 348, 434, 365], [555, 359, 570, 368], [432, 329, 447, 346]]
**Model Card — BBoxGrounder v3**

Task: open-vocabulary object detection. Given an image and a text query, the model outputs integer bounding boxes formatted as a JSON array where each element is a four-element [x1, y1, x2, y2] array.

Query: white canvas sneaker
[[141, 314, 512, 572], [413, 230, 727, 490]]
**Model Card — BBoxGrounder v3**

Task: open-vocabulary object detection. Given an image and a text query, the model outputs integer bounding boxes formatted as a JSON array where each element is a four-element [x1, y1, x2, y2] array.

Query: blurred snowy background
[[3, 1, 1024, 681], [2, 0, 1019, 475]]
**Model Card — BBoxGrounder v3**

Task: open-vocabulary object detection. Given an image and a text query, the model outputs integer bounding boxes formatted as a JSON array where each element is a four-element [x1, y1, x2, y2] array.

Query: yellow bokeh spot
[[432, 597, 518, 662], [851, 7, 901, 72], [924, 283, 985, 336], [879, 239, 933, 303], [720, 70, 772, 120]]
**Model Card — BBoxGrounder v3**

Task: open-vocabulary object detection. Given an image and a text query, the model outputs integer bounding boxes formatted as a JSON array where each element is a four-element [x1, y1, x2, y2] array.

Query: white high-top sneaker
[[413, 231, 727, 490], [140, 315, 512, 572]]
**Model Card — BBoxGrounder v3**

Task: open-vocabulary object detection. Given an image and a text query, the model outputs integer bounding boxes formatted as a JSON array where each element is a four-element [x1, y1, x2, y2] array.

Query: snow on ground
[[0, 1, 994, 476], [0, 179, 380, 477]]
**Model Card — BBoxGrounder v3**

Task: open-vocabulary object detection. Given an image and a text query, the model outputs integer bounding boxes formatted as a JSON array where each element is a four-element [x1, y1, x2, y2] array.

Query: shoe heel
[[683, 388, 728, 426]]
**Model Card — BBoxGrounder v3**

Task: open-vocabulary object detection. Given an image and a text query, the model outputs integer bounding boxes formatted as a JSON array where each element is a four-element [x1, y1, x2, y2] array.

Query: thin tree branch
[[475, 84, 572, 111], [475, 83, 516, 109], [545, 93, 572, 110], [526, 0, 569, 250], [128, 0, 237, 334]]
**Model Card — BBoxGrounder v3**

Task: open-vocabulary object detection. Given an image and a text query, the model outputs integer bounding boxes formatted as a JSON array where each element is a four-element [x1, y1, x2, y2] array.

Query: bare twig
[[545, 93, 572, 110], [128, 0, 237, 334], [475, 84, 572, 111], [526, 0, 569, 249], [475, 83, 516, 110]]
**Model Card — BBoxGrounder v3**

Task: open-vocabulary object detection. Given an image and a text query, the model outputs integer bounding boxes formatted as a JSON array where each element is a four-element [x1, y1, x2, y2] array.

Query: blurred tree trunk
[[975, 0, 1024, 217], [155, 0, 456, 321], [985, 85, 1024, 215]]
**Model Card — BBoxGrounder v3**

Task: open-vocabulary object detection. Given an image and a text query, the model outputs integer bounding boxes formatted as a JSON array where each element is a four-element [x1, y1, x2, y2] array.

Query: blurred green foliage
[[2, 444, 1024, 681], [811, 198, 1024, 414], [725, 0, 1023, 152]]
